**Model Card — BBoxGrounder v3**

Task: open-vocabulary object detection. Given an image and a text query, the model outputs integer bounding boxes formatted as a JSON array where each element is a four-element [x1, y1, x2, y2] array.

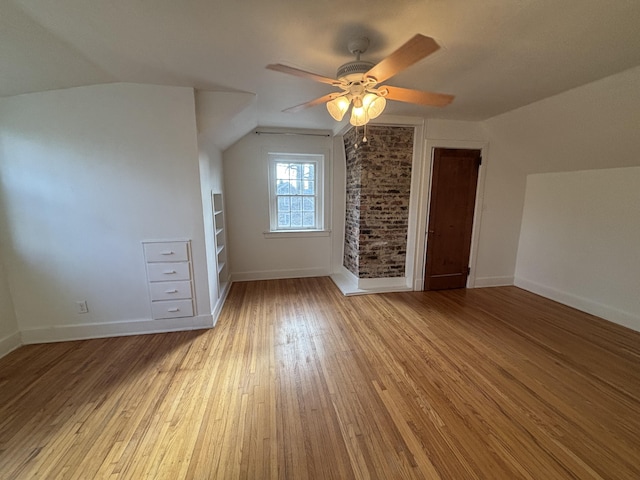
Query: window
[[268, 153, 324, 232]]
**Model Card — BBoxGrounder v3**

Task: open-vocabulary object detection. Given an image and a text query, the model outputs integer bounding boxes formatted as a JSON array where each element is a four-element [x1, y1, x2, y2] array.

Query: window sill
[[263, 230, 331, 239]]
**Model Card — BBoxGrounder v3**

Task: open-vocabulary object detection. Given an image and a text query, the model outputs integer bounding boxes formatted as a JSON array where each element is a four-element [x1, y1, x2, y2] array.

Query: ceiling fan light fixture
[[363, 93, 386, 120], [327, 96, 350, 121], [350, 105, 369, 126], [268, 34, 454, 127]]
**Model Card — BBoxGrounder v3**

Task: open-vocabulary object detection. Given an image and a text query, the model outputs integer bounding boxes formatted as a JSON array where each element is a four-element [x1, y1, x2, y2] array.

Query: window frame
[[267, 152, 325, 233]]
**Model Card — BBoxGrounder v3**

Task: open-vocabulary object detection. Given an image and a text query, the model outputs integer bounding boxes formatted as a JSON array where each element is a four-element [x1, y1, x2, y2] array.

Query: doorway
[[424, 148, 481, 290]]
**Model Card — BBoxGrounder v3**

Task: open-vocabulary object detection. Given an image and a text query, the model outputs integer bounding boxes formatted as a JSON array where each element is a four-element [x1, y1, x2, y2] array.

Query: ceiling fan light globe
[[327, 97, 350, 121], [350, 106, 369, 126], [363, 94, 386, 120]]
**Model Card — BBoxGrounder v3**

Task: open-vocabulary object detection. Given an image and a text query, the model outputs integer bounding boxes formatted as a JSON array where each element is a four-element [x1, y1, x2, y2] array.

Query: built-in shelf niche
[[212, 193, 229, 297]]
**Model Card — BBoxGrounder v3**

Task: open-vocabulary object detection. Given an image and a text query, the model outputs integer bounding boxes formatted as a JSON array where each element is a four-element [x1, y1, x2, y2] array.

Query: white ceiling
[[3, 0, 640, 135]]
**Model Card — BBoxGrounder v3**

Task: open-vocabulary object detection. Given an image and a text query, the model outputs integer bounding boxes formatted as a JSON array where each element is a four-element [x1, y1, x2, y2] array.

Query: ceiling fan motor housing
[[336, 61, 375, 82]]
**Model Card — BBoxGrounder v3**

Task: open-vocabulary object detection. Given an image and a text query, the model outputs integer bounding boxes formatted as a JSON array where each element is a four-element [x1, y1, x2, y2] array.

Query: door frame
[[413, 140, 489, 290]]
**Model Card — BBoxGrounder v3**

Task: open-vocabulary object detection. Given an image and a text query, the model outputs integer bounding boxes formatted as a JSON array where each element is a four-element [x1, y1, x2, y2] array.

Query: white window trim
[[267, 152, 326, 233]]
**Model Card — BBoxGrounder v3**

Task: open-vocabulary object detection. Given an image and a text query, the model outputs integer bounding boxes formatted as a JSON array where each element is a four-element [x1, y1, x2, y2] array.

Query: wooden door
[[424, 148, 481, 290]]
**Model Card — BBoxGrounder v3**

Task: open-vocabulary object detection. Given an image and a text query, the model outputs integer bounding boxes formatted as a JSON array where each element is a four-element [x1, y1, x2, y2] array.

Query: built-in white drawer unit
[[151, 299, 194, 320], [143, 241, 189, 263], [146, 262, 191, 282], [143, 240, 195, 320], [149, 280, 192, 301]]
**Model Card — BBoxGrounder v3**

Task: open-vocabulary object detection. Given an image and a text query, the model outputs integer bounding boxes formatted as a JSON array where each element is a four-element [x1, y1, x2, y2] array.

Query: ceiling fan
[[267, 34, 454, 127]]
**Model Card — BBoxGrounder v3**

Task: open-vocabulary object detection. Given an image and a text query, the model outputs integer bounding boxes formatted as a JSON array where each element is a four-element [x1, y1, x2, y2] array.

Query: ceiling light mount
[[347, 37, 370, 58]]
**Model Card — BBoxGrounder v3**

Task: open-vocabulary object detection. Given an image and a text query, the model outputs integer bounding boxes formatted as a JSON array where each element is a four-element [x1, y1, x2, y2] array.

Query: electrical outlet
[[76, 300, 89, 314]]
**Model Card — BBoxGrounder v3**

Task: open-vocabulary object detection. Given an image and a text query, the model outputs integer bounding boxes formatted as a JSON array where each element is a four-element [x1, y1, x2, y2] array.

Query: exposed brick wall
[[343, 125, 414, 278]]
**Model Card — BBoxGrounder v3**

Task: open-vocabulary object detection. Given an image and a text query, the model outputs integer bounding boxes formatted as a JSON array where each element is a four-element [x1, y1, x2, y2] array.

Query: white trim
[[0, 330, 22, 359], [357, 277, 408, 289], [212, 281, 232, 326], [231, 267, 330, 282], [474, 276, 514, 287], [329, 272, 359, 295], [263, 230, 330, 239], [267, 152, 325, 232], [330, 269, 412, 296], [414, 139, 489, 290], [515, 276, 640, 333], [404, 119, 426, 291], [20, 315, 214, 345]]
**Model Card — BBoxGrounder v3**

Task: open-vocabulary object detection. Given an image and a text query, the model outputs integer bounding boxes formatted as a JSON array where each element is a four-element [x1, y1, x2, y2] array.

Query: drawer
[[151, 299, 194, 319], [147, 262, 191, 282], [143, 241, 189, 263], [149, 280, 192, 301]]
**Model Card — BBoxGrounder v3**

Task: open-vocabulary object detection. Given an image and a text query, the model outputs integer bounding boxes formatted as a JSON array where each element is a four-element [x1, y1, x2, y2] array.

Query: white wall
[[223, 130, 333, 280], [0, 83, 212, 343], [0, 254, 20, 357], [515, 168, 640, 331], [472, 132, 528, 287], [480, 66, 640, 291], [482, 66, 640, 331]]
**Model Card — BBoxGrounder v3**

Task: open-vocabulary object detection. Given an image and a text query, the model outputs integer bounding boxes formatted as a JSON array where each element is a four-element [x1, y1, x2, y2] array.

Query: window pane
[[303, 164, 314, 180], [303, 212, 315, 227], [277, 180, 290, 195], [291, 212, 302, 228], [290, 196, 302, 212], [289, 164, 302, 180], [276, 164, 286, 180], [271, 155, 323, 231], [302, 197, 314, 211], [277, 196, 290, 212], [302, 180, 315, 195], [278, 212, 290, 228]]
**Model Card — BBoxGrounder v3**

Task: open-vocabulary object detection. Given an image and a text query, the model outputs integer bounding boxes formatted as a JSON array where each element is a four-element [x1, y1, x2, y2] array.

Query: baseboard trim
[[515, 276, 640, 333], [231, 268, 330, 282], [0, 330, 22, 359], [20, 314, 215, 345], [330, 271, 413, 296], [473, 276, 515, 287]]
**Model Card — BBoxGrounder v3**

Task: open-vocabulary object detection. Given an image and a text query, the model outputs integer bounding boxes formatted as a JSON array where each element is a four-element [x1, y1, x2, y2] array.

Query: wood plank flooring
[[1, 277, 639, 479]]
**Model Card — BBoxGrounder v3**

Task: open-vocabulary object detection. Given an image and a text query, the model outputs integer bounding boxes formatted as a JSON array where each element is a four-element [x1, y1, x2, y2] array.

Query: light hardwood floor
[[1, 277, 639, 479]]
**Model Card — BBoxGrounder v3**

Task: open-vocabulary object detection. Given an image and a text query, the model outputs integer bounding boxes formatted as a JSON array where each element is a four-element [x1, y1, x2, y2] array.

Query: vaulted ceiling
[[3, 0, 640, 134]]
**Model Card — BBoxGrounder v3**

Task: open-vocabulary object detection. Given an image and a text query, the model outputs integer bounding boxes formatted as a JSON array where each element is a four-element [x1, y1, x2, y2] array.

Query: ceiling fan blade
[[382, 85, 454, 107], [365, 34, 440, 84], [267, 64, 338, 85], [282, 93, 340, 113]]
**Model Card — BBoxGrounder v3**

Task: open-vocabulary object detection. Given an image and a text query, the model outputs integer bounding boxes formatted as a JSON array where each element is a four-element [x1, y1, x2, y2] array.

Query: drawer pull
[[163, 270, 177, 275], [165, 289, 179, 294], [161, 251, 174, 255], [167, 308, 180, 312]]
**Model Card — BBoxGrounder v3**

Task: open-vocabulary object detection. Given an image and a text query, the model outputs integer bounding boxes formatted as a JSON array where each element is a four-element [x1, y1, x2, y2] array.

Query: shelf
[[212, 192, 228, 299]]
